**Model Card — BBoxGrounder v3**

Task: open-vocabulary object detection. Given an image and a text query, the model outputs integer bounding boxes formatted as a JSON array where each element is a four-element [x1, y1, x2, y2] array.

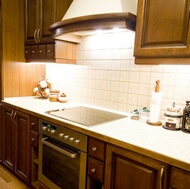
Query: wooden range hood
[[49, 0, 137, 43]]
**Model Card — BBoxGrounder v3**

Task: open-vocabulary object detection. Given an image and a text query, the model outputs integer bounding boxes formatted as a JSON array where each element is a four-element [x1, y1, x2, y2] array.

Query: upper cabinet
[[24, 0, 76, 63], [134, 0, 190, 64]]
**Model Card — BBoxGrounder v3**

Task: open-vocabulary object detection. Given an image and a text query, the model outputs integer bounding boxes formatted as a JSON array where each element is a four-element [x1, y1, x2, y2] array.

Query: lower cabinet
[[169, 167, 190, 189], [2, 104, 31, 185], [0, 104, 2, 163], [104, 144, 168, 189]]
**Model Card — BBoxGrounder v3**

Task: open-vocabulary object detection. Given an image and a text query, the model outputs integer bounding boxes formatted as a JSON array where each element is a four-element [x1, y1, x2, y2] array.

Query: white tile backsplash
[[46, 30, 189, 119]]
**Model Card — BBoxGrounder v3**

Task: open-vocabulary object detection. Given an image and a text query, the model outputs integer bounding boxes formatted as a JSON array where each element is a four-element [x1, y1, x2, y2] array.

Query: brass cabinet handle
[[34, 29, 38, 44], [25, 50, 28, 54], [36, 28, 41, 44], [31, 138, 36, 142], [39, 50, 43, 53], [32, 50, 35, 54], [91, 168, 96, 173], [160, 166, 164, 189], [47, 49, 51, 53], [92, 147, 97, 152]]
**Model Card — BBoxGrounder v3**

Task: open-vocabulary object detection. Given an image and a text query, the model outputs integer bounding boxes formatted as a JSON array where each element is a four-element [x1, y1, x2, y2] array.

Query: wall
[[46, 30, 190, 118], [1, 0, 46, 98]]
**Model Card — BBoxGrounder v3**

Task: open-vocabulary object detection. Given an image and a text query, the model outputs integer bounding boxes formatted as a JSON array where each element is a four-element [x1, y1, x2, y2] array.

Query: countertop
[[2, 96, 190, 172]]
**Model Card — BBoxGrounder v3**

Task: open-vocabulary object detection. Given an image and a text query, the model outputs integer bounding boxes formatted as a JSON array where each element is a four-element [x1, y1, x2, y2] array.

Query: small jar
[[131, 109, 139, 120], [49, 90, 60, 102]]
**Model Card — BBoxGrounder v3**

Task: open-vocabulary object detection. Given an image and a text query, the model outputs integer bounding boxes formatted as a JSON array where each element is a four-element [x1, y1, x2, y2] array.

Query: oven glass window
[[42, 139, 80, 189]]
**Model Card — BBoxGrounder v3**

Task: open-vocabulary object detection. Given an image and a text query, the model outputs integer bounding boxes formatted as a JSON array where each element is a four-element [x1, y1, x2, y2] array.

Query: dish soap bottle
[[182, 101, 190, 133]]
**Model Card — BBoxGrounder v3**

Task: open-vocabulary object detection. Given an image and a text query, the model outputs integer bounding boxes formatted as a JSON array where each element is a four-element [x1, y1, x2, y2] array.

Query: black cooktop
[[45, 106, 127, 127]]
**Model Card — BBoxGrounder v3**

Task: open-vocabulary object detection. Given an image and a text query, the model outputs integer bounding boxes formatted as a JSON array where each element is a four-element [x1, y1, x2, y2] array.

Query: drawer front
[[31, 131, 39, 147], [88, 157, 104, 183], [30, 116, 39, 132], [170, 167, 190, 189], [88, 137, 105, 161]]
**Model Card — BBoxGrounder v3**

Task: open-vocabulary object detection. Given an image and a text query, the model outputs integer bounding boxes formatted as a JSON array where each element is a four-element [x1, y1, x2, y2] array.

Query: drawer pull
[[47, 49, 51, 53], [32, 50, 35, 53], [39, 50, 43, 53], [31, 138, 36, 142], [91, 168, 96, 173], [92, 147, 97, 152]]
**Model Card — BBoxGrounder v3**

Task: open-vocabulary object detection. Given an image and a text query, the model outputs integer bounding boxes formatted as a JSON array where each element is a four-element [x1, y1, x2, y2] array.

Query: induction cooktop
[[45, 106, 127, 127]]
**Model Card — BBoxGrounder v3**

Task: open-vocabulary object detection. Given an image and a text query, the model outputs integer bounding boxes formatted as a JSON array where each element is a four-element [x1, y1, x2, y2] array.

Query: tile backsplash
[[46, 30, 190, 119]]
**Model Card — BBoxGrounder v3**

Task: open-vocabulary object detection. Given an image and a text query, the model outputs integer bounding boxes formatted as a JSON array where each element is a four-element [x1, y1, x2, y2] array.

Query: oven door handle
[[42, 138, 80, 158]]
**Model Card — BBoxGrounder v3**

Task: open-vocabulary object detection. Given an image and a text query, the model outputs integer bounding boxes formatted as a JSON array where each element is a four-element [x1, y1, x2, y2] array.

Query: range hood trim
[[49, 13, 136, 42]]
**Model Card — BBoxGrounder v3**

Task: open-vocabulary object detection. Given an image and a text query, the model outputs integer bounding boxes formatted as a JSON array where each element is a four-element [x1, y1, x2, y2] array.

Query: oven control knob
[[69, 137, 74, 143], [50, 129, 56, 134], [74, 139, 80, 145], [42, 126, 47, 131], [59, 133, 64, 138], [64, 135, 69, 140]]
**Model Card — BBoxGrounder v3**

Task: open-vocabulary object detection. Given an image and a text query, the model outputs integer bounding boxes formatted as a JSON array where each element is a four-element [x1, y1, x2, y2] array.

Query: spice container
[[49, 90, 60, 102], [131, 109, 139, 120]]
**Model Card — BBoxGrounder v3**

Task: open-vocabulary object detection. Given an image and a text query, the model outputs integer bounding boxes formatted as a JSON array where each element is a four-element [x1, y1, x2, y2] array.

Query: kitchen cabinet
[[104, 144, 168, 189], [2, 104, 31, 185], [169, 166, 190, 189], [25, 0, 76, 63], [134, 0, 190, 64], [87, 137, 106, 189], [0, 104, 2, 163], [30, 116, 40, 189]]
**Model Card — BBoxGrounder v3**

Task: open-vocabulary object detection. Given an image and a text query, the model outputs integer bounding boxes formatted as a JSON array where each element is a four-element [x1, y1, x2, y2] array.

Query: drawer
[[31, 131, 39, 147], [169, 167, 190, 189], [30, 116, 39, 132], [88, 137, 105, 161], [88, 157, 104, 183]]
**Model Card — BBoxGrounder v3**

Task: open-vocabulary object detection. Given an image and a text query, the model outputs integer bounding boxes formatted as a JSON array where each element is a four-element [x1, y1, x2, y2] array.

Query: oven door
[[39, 137, 87, 189]]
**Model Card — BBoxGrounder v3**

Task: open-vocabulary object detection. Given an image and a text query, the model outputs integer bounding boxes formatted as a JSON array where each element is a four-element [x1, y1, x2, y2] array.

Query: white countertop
[[2, 96, 190, 171]]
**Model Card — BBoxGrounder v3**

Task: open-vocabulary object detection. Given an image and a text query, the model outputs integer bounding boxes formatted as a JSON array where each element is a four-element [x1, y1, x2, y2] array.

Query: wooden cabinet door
[[0, 104, 3, 163], [2, 105, 15, 171], [104, 144, 168, 189], [15, 110, 31, 184], [134, 0, 190, 64], [25, 0, 39, 44]]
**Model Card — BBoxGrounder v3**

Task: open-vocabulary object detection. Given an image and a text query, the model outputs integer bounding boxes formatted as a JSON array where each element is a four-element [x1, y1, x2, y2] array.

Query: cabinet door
[[25, 0, 39, 44], [134, 0, 190, 63], [104, 144, 168, 189], [2, 105, 15, 171], [15, 110, 31, 184], [0, 104, 2, 163]]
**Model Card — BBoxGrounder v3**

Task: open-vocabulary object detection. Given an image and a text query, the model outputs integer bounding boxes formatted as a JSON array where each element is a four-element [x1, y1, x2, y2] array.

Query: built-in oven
[[39, 119, 88, 189]]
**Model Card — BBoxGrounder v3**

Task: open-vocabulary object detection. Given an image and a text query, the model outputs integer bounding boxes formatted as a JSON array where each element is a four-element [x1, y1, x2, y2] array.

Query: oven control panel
[[39, 119, 88, 152]]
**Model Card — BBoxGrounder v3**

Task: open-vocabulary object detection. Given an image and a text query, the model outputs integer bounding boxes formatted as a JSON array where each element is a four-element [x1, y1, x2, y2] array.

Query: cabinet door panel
[[2, 106, 15, 171], [15, 110, 30, 184], [25, 0, 39, 42], [104, 144, 168, 189], [134, 0, 190, 58]]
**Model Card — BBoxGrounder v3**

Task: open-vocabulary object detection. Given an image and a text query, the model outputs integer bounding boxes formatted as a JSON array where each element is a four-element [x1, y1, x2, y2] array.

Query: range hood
[[49, 0, 137, 43]]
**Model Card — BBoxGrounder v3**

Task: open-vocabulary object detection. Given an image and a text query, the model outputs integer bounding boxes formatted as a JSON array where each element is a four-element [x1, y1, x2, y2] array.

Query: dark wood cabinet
[[134, 0, 190, 64], [169, 167, 190, 189], [87, 137, 106, 189], [2, 104, 31, 185], [24, 0, 76, 63], [0, 104, 2, 163], [30, 116, 40, 189], [104, 144, 168, 189]]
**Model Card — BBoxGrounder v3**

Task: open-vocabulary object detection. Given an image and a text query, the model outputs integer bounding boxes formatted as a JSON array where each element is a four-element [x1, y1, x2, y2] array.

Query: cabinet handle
[[160, 166, 164, 189], [36, 28, 41, 44], [91, 168, 96, 173], [10, 110, 14, 123], [31, 138, 36, 142], [39, 50, 43, 53], [25, 50, 28, 54], [31, 122, 35, 126], [34, 29, 38, 44], [47, 49, 51, 53], [92, 147, 97, 152]]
